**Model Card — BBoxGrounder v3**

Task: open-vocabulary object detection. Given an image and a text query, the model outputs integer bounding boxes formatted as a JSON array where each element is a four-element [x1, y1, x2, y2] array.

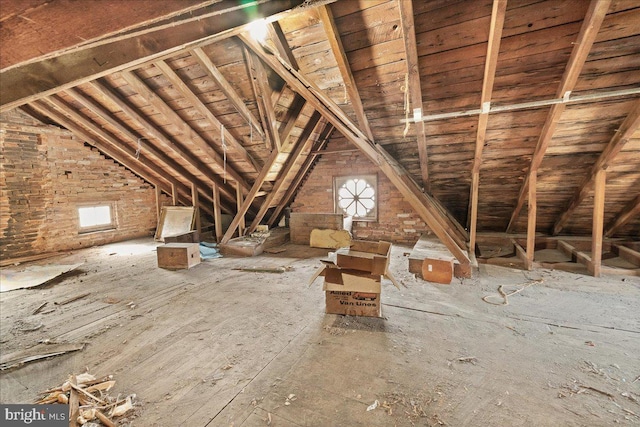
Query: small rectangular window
[[78, 204, 115, 232]]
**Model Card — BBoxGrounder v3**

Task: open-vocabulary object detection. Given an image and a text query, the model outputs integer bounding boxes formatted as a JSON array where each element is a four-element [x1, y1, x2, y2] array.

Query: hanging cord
[[402, 73, 410, 137], [135, 138, 146, 160], [221, 124, 227, 183]]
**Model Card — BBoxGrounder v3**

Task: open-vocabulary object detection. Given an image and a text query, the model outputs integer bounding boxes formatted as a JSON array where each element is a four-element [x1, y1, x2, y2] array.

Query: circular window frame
[[333, 174, 378, 221]]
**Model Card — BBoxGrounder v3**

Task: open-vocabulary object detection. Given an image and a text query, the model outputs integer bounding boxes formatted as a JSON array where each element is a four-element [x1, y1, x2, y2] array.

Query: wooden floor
[[1, 238, 639, 426]]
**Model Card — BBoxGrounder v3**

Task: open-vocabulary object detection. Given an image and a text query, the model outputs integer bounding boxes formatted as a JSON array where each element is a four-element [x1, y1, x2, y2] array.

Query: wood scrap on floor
[[0, 343, 85, 371], [233, 266, 293, 274], [55, 292, 90, 306], [37, 372, 136, 426]]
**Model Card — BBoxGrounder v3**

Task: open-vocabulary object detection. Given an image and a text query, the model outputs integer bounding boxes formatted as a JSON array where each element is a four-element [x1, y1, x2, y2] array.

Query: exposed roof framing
[[318, 5, 374, 142], [0, 0, 306, 112], [553, 99, 640, 235], [397, 0, 430, 193], [468, 0, 507, 251], [506, 0, 613, 233], [2, 0, 639, 259]]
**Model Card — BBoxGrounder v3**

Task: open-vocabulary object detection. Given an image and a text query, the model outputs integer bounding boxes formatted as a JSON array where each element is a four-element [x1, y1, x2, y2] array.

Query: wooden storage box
[[157, 243, 200, 270]]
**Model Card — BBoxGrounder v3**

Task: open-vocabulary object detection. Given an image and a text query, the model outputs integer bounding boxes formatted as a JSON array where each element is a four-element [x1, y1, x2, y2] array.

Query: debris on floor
[[0, 263, 84, 292], [0, 343, 85, 371], [37, 372, 137, 426], [199, 242, 222, 260], [233, 266, 293, 273]]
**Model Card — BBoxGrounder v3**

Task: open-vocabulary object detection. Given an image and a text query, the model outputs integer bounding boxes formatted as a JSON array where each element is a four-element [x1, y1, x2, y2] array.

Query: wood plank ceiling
[[1, 0, 639, 264]]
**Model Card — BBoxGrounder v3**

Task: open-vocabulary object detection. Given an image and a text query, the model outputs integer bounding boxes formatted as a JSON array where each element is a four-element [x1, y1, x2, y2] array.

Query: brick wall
[[291, 134, 432, 245], [1, 109, 163, 259]]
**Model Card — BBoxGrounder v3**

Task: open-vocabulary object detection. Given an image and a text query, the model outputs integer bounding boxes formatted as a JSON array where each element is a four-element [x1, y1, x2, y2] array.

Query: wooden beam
[[506, 0, 612, 232], [397, 0, 430, 192], [154, 59, 261, 173], [248, 112, 322, 232], [221, 148, 281, 244], [318, 5, 373, 142], [240, 34, 470, 270], [245, 50, 281, 150], [89, 79, 239, 206], [553, 99, 640, 235], [267, 124, 334, 228], [192, 182, 201, 234], [171, 183, 178, 206], [589, 170, 606, 277], [278, 96, 307, 151], [236, 182, 245, 237], [190, 47, 266, 141], [120, 70, 251, 190], [0, 0, 306, 112], [155, 185, 163, 220], [468, 172, 480, 254], [213, 184, 223, 243], [605, 195, 640, 237], [468, 0, 507, 244], [268, 22, 300, 69], [526, 170, 537, 270], [65, 86, 223, 209]]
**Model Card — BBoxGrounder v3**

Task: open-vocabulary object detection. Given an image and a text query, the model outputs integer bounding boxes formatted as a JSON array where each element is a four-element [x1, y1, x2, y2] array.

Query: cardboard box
[[335, 240, 391, 275], [157, 243, 200, 270], [322, 268, 382, 293], [325, 291, 381, 317]]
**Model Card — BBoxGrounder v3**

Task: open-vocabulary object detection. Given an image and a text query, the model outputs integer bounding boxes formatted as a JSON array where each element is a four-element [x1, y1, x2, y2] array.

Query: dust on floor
[[1, 238, 639, 426]]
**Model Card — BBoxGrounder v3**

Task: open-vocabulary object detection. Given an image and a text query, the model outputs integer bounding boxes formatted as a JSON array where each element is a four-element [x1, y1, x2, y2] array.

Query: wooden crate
[[157, 243, 200, 270]]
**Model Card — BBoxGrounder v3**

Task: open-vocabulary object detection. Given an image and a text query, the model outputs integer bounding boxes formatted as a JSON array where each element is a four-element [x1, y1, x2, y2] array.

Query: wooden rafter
[[589, 170, 606, 277], [248, 112, 323, 233], [267, 124, 334, 228], [63, 87, 230, 212], [240, 34, 471, 272], [154, 59, 261, 173], [0, 0, 305, 112], [604, 194, 640, 237], [397, 0, 430, 193], [278, 96, 307, 151], [506, 0, 612, 232], [89, 79, 240, 206], [221, 148, 281, 244], [120, 70, 251, 191], [318, 5, 373, 142], [213, 184, 223, 242], [553, 99, 640, 235], [245, 50, 281, 150], [190, 47, 266, 141], [468, 0, 507, 252]]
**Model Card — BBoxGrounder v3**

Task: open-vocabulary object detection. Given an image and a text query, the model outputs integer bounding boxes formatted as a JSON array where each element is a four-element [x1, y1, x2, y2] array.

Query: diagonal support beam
[[221, 148, 281, 244], [120, 69, 251, 190], [245, 50, 281, 150], [191, 47, 266, 142], [248, 112, 322, 232], [154, 59, 261, 173], [318, 5, 374, 142], [240, 34, 470, 272], [89, 79, 239, 206], [267, 123, 334, 228], [604, 194, 640, 237], [469, 0, 507, 253], [397, 0, 430, 193], [553, 99, 640, 235], [506, 0, 612, 232]]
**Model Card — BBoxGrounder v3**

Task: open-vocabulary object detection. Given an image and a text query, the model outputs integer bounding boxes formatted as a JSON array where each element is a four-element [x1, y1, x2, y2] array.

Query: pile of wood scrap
[[36, 372, 136, 426]]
